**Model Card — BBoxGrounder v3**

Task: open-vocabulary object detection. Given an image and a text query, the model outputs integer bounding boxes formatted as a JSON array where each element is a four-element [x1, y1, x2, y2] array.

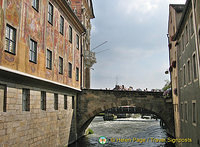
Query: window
[[180, 102, 184, 120], [183, 65, 186, 86], [32, 0, 39, 11], [59, 57, 63, 74], [187, 60, 191, 83], [192, 101, 197, 125], [190, 14, 194, 36], [64, 95, 67, 110], [48, 2, 53, 25], [68, 62, 72, 78], [22, 89, 30, 111], [46, 49, 52, 69], [0, 85, 6, 112], [30, 39, 37, 63], [60, 16, 64, 35], [76, 67, 79, 81], [54, 94, 58, 110], [180, 68, 182, 87], [185, 25, 188, 44], [72, 96, 74, 109], [5, 24, 16, 54], [69, 26, 72, 43], [76, 34, 79, 49], [193, 53, 197, 80], [182, 35, 184, 52], [41, 91, 46, 110], [184, 102, 188, 122]]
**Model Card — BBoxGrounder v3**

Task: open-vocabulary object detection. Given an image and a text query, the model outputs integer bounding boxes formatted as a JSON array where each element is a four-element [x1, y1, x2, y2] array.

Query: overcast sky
[[90, 0, 186, 90]]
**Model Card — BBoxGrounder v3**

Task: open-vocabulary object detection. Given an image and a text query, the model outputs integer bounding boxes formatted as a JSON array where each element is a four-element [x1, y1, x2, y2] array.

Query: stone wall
[[0, 86, 77, 147]]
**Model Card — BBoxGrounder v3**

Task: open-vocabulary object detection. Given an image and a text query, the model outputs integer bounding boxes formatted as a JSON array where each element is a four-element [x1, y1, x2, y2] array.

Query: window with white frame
[[30, 39, 37, 63], [32, 0, 39, 11], [192, 53, 197, 80], [190, 14, 194, 36], [187, 60, 191, 83], [48, 2, 53, 25], [183, 65, 186, 86], [192, 100, 197, 125], [46, 49, 52, 69], [184, 101, 188, 122], [5, 24, 16, 54], [60, 15, 64, 35]]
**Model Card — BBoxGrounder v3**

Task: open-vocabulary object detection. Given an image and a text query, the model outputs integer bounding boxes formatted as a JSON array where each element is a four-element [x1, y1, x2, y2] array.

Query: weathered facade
[[170, 0, 200, 146], [168, 4, 184, 141], [71, 0, 96, 89], [0, 0, 94, 146]]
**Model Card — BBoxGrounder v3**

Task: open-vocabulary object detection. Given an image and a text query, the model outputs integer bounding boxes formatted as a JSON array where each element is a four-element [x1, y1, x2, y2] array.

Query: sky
[[90, 0, 186, 90]]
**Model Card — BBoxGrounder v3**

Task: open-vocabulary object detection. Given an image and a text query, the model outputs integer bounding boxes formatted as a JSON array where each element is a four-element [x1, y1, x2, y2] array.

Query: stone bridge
[[77, 89, 174, 138]]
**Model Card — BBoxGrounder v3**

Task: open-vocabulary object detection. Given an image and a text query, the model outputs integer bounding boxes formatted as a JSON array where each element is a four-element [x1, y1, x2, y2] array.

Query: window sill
[[191, 33, 194, 38], [46, 67, 52, 70], [32, 6, 39, 12], [29, 60, 37, 64], [48, 21, 53, 26], [194, 79, 198, 83], [4, 50, 16, 55], [192, 122, 197, 126]]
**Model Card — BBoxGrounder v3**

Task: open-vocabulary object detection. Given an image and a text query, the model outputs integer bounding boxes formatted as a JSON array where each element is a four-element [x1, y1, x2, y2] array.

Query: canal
[[69, 116, 175, 147]]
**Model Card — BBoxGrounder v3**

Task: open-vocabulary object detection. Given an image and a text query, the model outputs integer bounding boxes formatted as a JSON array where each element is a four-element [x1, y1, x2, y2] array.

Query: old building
[[170, 0, 200, 146], [168, 4, 184, 140], [0, 0, 94, 146], [71, 0, 96, 89]]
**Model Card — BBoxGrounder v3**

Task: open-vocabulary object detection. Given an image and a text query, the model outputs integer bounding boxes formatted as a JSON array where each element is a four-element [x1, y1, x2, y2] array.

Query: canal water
[[69, 116, 175, 147]]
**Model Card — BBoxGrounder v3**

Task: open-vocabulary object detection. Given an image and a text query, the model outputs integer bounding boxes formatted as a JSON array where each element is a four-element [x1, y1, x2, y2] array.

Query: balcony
[[84, 50, 96, 68]]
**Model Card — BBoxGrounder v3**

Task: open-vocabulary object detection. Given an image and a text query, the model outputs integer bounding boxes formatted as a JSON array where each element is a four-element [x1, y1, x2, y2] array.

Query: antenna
[[95, 49, 110, 54], [91, 41, 108, 51]]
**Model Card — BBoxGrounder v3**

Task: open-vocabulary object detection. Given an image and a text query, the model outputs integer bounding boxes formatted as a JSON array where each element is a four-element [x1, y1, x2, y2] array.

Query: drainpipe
[[80, 32, 86, 90]]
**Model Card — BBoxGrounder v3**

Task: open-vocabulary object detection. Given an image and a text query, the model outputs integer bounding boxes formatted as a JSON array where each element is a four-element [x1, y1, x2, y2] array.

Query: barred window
[[41, 91, 46, 110], [30, 39, 37, 63], [60, 16, 64, 35], [54, 94, 58, 110], [59, 57, 63, 74], [72, 96, 74, 109], [48, 2, 53, 25], [22, 89, 30, 111], [0, 85, 6, 112], [5, 24, 16, 54], [64, 95, 67, 110], [46, 49, 52, 69]]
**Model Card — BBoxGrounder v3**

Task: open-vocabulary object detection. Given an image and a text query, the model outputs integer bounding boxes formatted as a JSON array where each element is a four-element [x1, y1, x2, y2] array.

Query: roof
[[172, 0, 192, 41], [170, 4, 185, 13]]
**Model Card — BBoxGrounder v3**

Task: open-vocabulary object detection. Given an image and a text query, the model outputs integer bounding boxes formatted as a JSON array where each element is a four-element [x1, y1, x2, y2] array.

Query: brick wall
[[0, 86, 77, 147]]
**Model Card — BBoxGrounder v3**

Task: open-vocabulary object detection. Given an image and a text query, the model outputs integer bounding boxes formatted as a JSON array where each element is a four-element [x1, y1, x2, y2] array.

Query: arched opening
[[71, 105, 174, 147]]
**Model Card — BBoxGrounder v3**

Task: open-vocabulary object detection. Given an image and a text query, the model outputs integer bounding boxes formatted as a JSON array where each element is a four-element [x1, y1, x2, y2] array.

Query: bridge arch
[[77, 89, 174, 138]]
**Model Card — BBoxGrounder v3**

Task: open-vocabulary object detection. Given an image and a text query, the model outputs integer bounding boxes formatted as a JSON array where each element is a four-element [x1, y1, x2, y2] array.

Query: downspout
[[80, 32, 86, 89]]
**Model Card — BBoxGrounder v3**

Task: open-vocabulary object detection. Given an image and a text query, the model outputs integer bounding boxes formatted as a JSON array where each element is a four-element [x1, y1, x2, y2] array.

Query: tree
[[162, 80, 171, 91]]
